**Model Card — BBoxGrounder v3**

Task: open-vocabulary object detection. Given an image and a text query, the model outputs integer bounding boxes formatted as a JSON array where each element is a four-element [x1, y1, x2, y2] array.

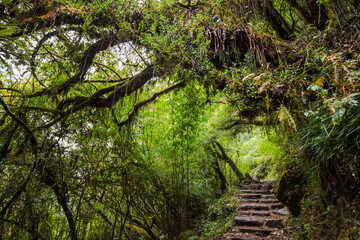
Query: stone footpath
[[217, 180, 291, 240]]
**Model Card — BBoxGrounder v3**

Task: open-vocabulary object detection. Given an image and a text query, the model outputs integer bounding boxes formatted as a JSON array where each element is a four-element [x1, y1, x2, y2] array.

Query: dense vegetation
[[0, 0, 359, 239]]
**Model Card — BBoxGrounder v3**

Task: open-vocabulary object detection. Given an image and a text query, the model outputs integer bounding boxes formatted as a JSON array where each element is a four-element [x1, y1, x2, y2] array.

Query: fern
[[278, 104, 297, 131]]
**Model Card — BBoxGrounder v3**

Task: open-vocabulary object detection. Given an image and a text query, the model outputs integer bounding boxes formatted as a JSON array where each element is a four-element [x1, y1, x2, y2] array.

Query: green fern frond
[[278, 104, 297, 131]]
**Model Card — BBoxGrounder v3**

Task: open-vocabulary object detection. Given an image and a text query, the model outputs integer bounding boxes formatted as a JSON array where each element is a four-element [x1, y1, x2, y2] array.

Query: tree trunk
[[212, 141, 244, 183], [43, 168, 78, 240], [286, 0, 329, 30], [212, 158, 228, 192], [305, 0, 329, 30], [263, 0, 293, 40]]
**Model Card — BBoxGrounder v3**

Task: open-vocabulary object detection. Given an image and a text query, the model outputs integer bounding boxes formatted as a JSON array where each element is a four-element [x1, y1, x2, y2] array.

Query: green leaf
[[1, 0, 13, 5], [0, 25, 19, 36], [0, 29, 15, 36]]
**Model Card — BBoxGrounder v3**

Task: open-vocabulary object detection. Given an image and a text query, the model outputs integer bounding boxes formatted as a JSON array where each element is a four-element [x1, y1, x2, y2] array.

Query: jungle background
[[0, 0, 359, 239]]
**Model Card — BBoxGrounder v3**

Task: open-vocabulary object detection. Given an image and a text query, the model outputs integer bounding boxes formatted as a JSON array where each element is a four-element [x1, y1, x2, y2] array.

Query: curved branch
[[70, 65, 157, 110], [212, 140, 244, 182], [30, 31, 60, 87], [28, 36, 121, 98], [0, 96, 37, 147], [30, 27, 83, 82], [39, 66, 157, 129], [84, 78, 129, 83], [118, 80, 186, 128], [94, 61, 125, 81], [0, 88, 23, 94]]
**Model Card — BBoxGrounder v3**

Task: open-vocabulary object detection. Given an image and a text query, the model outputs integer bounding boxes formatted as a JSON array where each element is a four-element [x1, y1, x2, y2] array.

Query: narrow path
[[218, 180, 291, 240]]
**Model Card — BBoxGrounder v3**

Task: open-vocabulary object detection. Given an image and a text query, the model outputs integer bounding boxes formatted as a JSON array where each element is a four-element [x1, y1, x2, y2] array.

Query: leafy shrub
[[195, 187, 238, 239]]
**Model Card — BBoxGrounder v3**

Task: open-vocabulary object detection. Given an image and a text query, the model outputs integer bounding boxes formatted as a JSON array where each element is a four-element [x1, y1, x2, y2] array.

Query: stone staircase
[[218, 180, 291, 240]]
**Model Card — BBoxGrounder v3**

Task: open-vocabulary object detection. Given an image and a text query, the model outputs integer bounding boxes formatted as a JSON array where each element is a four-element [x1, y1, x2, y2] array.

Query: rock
[[265, 219, 284, 228], [272, 208, 289, 216], [273, 166, 304, 215], [270, 203, 284, 209], [234, 216, 264, 226], [231, 235, 262, 240], [260, 180, 277, 191]]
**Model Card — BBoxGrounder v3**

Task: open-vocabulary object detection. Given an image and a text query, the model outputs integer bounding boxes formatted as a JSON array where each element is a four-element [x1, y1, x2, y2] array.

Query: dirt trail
[[217, 180, 291, 240]]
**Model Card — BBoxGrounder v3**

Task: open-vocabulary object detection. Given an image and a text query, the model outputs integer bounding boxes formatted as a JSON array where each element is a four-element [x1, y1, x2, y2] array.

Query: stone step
[[239, 211, 252, 215], [240, 189, 271, 194], [240, 194, 263, 199], [262, 195, 277, 199], [234, 216, 265, 227], [229, 235, 263, 240], [251, 211, 270, 217], [252, 189, 272, 194], [239, 204, 269, 211], [236, 210, 270, 217], [240, 184, 263, 190], [238, 199, 259, 204], [240, 190, 253, 193], [217, 181, 287, 240], [259, 199, 279, 204], [265, 219, 284, 228], [218, 235, 263, 240], [237, 226, 276, 236]]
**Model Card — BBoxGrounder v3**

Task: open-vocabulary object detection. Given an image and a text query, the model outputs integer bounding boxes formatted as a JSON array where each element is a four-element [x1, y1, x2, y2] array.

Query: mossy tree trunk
[[212, 141, 244, 183]]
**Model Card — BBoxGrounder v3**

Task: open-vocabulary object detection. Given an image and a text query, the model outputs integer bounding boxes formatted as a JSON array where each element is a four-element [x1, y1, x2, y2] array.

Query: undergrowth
[[195, 186, 238, 239], [290, 94, 360, 239]]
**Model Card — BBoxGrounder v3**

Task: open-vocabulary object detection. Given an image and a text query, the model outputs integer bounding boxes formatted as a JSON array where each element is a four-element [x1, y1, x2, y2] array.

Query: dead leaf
[[41, 11, 56, 20], [19, 18, 32, 27]]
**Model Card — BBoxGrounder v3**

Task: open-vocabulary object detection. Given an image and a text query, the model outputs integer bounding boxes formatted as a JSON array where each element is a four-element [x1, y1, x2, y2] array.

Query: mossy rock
[[274, 167, 304, 215]]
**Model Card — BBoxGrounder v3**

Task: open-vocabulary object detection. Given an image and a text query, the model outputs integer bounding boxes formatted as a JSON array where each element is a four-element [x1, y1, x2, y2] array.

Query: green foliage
[[0, 0, 360, 239], [205, 102, 286, 181], [0, 24, 19, 36], [196, 186, 238, 239], [301, 94, 360, 162]]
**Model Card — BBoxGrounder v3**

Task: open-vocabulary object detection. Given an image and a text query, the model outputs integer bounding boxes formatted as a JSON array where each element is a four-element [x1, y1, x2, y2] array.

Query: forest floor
[[216, 180, 293, 240]]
